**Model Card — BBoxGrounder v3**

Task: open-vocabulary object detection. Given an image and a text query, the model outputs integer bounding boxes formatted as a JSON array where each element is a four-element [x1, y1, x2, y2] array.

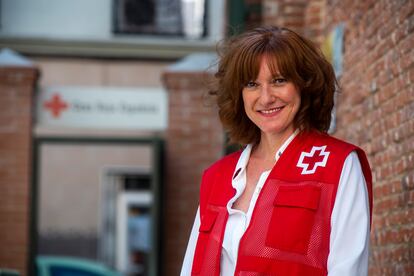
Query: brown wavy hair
[[210, 26, 337, 145]]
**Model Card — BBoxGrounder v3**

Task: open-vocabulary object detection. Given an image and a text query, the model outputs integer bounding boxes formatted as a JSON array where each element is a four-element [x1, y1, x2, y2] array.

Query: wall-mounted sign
[[37, 86, 168, 130]]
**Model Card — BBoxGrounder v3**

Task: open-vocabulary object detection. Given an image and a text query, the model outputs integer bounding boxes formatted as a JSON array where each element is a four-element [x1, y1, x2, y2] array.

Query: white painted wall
[[1, 0, 112, 39]]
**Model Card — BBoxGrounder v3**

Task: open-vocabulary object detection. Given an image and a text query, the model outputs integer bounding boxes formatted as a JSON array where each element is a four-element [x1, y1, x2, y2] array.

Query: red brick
[[313, 0, 414, 272], [163, 70, 224, 275], [0, 67, 37, 275]]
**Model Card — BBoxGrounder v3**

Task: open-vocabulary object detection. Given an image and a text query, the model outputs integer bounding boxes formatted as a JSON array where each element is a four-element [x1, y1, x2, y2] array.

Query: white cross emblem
[[297, 145, 330, 175]]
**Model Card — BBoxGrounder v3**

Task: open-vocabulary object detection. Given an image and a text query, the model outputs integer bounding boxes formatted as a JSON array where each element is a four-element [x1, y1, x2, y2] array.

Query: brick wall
[[0, 67, 38, 275], [262, 0, 325, 44], [303, 0, 325, 45], [322, 0, 414, 275], [263, 0, 308, 34], [162, 69, 224, 275], [263, 0, 414, 274]]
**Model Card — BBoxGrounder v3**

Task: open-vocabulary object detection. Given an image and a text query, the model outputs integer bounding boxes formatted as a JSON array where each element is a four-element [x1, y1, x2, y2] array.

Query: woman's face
[[242, 56, 301, 140]]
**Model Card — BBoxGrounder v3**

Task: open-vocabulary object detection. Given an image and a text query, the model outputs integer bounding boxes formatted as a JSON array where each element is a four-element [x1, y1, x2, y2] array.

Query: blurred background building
[[0, 0, 413, 275]]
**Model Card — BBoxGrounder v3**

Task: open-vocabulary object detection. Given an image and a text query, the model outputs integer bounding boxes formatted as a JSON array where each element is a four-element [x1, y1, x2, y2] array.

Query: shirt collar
[[232, 130, 299, 180], [275, 129, 298, 161], [232, 144, 251, 180]]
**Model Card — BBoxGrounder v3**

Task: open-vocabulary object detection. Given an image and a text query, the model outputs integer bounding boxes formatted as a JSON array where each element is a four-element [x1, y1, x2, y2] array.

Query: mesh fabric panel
[[236, 180, 333, 274]]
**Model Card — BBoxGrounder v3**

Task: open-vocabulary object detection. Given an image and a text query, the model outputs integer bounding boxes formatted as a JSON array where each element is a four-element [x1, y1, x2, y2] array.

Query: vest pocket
[[191, 209, 218, 274], [265, 185, 321, 254]]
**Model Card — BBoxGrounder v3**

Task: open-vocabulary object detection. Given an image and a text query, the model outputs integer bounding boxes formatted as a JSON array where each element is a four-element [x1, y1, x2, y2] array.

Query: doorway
[[30, 137, 163, 275]]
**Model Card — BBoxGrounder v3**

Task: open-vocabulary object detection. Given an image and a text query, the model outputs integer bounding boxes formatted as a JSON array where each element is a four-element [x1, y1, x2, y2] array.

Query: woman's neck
[[252, 129, 296, 161]]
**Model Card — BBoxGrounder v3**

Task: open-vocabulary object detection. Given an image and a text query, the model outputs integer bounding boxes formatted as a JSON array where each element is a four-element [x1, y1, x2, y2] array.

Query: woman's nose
[[259, 85, 275, 105]]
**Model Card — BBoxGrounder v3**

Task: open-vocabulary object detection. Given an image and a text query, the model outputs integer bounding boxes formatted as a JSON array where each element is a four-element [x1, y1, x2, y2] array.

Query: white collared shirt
[[181, 133, 370, 276]]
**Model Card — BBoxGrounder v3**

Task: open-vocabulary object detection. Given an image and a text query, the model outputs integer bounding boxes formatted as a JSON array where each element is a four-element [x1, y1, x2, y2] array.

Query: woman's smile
[[258, 106, 285, 115]]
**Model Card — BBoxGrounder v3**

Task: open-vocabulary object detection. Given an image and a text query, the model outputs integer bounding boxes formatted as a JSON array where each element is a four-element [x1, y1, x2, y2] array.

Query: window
[[114, 0, 207, 39]]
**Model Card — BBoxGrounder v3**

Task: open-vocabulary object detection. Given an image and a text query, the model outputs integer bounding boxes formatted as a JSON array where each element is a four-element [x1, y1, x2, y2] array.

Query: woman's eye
[[272, 78, 286, 84], [245, 81, 257, 88]]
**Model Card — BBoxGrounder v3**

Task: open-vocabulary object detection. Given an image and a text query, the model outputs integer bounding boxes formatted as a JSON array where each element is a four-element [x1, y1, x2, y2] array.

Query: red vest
[[191, 131, 373, 276]]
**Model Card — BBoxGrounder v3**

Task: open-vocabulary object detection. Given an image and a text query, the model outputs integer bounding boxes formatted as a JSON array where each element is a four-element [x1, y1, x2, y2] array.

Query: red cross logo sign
[[43, 93, 68, 118], [297, 145, 330, 175]]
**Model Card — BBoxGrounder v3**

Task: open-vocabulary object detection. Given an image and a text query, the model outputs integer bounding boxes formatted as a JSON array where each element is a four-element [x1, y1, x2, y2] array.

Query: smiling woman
[[180, 26, 373, 276], [212, 26, 336, 146]]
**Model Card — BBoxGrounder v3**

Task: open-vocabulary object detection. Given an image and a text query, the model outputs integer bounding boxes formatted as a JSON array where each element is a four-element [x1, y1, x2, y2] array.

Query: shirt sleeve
[[180, 207, 201, 276], [327, 151, 370, 275]]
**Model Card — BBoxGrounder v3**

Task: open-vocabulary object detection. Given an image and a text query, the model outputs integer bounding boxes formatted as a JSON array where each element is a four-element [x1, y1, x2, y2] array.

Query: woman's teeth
[[261, 107, 282, 114]]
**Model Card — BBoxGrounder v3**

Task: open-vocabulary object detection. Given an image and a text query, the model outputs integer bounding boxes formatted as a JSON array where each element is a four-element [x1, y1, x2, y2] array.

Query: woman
[[181, 26, 372, 276]]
